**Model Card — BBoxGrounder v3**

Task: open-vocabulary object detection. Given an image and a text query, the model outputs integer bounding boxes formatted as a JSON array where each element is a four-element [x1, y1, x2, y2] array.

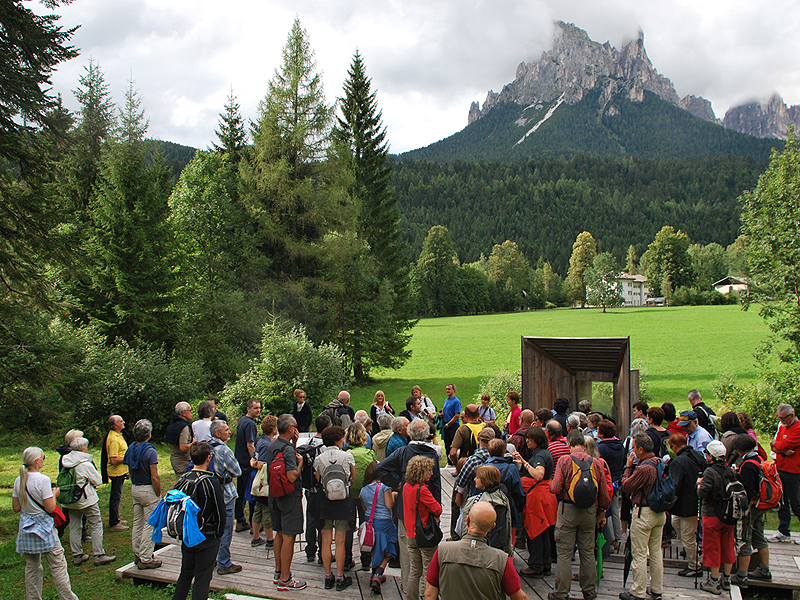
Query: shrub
[[475, 368, 521, 427], [222, 321, 348, 419], [713, 370, 782, 433]]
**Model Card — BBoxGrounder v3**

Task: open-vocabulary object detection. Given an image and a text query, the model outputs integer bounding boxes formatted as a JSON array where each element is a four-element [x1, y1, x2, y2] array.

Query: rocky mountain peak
[[468, 21, 716, 125], [723, 94, 800, 139]]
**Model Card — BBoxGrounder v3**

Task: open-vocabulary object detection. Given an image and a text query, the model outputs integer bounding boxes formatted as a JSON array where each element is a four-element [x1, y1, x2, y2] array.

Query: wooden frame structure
[[521, 336, 634, 436]]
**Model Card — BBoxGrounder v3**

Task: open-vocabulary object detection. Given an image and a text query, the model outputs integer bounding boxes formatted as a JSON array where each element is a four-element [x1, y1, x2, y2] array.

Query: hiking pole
[[695, 496, 701, 589]]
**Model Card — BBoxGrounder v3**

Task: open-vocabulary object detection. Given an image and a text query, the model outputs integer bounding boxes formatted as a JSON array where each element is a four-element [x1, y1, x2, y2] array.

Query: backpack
[[566, 456, 599, 509], [460, 423, 484, 458], [268, 449, 295, 497], [296, 442, 323, 490], [743, 458, 783, 510], [320, 453, 350, 501], [716, 465, 749, 525], [323, 404, 352, 429], [166, 473, 212, 540], [56, 464, 87, 505], [645, 458, 677, 513], [460, 487, 512, 555]]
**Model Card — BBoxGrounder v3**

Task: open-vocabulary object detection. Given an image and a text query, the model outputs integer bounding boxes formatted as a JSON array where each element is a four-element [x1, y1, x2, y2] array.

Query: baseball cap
[[706, 440, 726, 459], [678, 410, 697, 426], [478, 427, 496, 442]]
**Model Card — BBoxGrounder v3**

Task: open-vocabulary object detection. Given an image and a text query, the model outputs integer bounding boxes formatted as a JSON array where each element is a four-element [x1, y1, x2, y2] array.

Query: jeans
[[109, 476, 125, 527], [217, 498, 235, 568], [234, 465, 252, 524], [608, 488, 622, 542], [778, 470, 800, 536], [172, 537, 221, 600]]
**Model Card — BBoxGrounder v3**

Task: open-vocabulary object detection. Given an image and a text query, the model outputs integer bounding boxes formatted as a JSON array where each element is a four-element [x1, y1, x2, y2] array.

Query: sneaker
[[731, 572, 748, 588], [720, 575, 731, 591], [325, 574, 335, 590], [618, 593, 645, 600], [645, 589, 661, 600], [748, 569, 772, 581], [769, 532, 793, 543], [520, 567, 542, 578], [108, 523, 129, 532], [343, 559, 356, 571], [699, 577, 721, 595], [73, 554, 90, 566], [306, 554, 315, 563], [82, 534, 92, 542], [251, 537, 266, 547], [234, 521, 249, 532], [677, 568, 703, 577], [276, 577, 307, 591], [137, 559, 162, 570], [583, 592, 597, 600], [336, 575, 353, 591], [93, 554, 116, 566], [370, 576, 382, 594], [265, 539, 274, 548], [273, 571, 282, 584], [217, 564, 243, 575]]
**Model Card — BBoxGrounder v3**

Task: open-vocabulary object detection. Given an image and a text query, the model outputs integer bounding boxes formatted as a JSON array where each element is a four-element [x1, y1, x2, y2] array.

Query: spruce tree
[[213, 87, 247, 166], [329, 51, 414, 379]]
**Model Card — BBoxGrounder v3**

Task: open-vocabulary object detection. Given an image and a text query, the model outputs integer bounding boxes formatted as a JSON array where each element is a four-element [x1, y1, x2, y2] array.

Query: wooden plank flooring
[[116, 465, 800, 599]]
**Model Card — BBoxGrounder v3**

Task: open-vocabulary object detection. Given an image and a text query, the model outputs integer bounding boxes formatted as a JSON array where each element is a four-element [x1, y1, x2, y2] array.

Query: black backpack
[[166, 472, 213, 540], [296, 442, 323, 490]]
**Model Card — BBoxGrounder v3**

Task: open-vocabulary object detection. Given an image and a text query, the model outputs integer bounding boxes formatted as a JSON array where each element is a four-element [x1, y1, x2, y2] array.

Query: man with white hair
[[385, 417, 410, 458], [105, 415, 129, 532], [61, 437, 116, 566], [165, 401, 193, 476], [210, 420, 243, 575], [322, 390, 355, 429]]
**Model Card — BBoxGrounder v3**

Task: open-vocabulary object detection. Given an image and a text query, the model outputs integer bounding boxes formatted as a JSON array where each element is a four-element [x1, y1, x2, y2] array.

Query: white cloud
[[41, 0, 800, 152]]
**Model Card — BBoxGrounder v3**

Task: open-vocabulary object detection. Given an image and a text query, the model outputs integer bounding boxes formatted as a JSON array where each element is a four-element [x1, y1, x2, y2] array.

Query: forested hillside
[[401, 90, 780, 163], [393, 154, 767, 273]]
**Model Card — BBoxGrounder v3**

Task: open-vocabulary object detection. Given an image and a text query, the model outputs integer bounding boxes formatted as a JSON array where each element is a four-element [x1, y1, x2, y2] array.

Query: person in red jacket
[[770, 404, 800, 542], [403, 456, 442, 600]]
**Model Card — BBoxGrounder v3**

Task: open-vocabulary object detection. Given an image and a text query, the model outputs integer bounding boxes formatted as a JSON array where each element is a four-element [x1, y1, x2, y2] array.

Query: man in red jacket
[[770, 404, 800, 543]]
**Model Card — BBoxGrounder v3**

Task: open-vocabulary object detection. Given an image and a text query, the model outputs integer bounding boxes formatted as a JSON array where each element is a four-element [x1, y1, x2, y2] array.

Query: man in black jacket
[[667, 432, 705, 577], [172, 441, 226, 600], [377, 419, 441, 597]]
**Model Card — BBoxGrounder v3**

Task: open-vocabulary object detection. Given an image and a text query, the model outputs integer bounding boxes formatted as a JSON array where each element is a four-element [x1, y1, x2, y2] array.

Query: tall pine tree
[[329, 51, 414, 379], [213, 87, 247, 166]]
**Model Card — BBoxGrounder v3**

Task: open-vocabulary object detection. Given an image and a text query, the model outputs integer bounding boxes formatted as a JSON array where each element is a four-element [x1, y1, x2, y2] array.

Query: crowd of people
[[12, 386, 800, 600]]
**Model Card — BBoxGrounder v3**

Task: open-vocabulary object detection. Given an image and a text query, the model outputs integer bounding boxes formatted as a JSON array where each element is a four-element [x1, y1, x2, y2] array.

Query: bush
[[222, 321, 348, 419], [671, 286, 735, 306], [712, 370, 782, 433], [475, 368, 521, 427], [75, 340, 207, 439]]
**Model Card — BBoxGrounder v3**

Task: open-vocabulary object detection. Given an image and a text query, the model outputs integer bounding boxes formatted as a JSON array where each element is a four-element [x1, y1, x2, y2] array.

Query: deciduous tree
[[643, 225, 693, 296], [565, 231, 597, 307], [416, 225, 458, 316], [584, 252, 623, 312]]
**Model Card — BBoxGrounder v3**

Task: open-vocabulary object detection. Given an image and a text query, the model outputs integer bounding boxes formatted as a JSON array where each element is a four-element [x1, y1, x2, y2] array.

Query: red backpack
[[743, 458, 782, 510], [269, 450, 295, 497]]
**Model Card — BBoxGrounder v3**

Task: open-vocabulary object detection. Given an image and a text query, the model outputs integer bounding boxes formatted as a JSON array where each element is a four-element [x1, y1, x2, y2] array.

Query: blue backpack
[[645, 458, 676, 513]]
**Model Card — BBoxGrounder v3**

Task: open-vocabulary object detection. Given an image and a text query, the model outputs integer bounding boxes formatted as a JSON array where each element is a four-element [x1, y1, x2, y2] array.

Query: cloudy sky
[[43, 0, 800, 154]]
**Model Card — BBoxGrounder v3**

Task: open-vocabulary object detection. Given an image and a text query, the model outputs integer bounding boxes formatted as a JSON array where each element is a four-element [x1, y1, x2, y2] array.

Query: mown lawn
[[348, 305, 768, 416]]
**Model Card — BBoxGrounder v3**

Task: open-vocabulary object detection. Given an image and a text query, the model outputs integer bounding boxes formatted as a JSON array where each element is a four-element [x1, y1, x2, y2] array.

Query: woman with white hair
[[60, 437, 115, 567], [13, 446, 79, 600]]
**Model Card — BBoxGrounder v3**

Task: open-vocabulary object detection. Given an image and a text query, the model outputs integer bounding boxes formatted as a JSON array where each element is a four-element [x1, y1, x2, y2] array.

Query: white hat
[[706, 440, 726, 459]]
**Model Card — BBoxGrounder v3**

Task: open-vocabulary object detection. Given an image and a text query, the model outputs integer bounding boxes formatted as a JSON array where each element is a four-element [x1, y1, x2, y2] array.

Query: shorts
[[322, 519, 351, 532], [737, 506, 768, 557], [269, 495, 304, 536], [702, 515, 736, 568], [253, 501, 272, 529]]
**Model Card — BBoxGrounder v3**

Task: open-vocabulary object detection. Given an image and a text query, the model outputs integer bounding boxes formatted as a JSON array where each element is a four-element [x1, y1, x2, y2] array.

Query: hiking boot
[[520, 567, 542, 577], [336, 575, 353, 591], [94, 554, 116, 566], [251, 537, 266, 547], [370, 575, 382, 594], [618, 592, 645, 600], [583, 591, 597, 600], [731, 572, 748, 588], [217, 564, 242, 575], [720, 575, 731, 591], [344, 559, 356, 571], [699, 577, 721, 595], [234, 521, 249, 532], [108, 523, 129, 532], [73, 554, 90, 566], [325, 574, 335, 589], [276, 577, 307, 591], [769, 532, 792, 543], [265, 539, 274, 548], [677, 568, 703, 577], [748, 568, 772, 581], [137, 559, 162, 570]]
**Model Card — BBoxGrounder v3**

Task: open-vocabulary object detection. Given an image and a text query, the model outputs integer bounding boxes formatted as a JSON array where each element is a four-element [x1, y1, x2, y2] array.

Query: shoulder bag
[[358, 484, 381, 552], [414, 485, 442, 548]]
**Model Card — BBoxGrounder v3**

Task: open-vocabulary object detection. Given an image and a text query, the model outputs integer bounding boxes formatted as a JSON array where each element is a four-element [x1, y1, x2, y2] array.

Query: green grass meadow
[[348, 304, 768, 415]]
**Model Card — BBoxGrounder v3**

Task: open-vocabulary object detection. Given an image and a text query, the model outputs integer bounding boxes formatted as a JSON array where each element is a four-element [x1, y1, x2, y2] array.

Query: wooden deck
[[117, 466, 800, 599]]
